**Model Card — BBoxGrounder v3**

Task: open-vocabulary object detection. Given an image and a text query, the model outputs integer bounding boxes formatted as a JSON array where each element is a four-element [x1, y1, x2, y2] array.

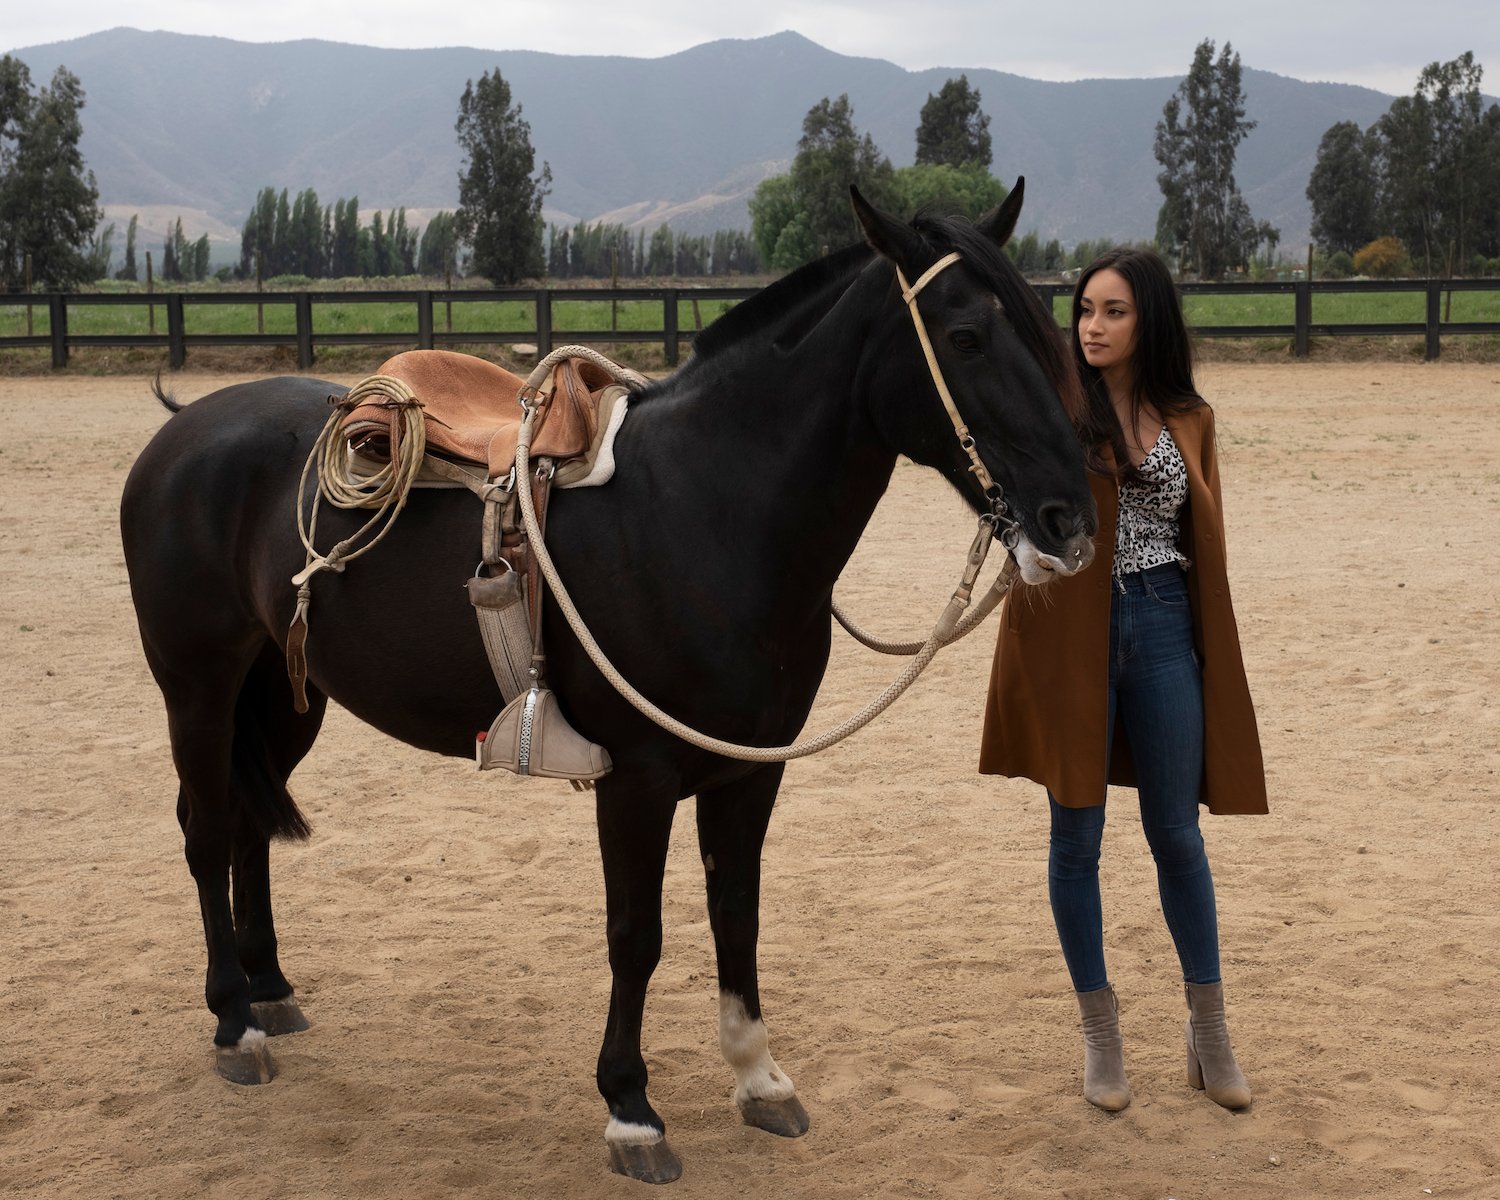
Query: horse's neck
[[634, 312, 898, 597]]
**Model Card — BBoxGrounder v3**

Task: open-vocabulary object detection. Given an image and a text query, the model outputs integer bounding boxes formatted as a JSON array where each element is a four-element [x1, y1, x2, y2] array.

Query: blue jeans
[[1048, 563, 1222, 991]]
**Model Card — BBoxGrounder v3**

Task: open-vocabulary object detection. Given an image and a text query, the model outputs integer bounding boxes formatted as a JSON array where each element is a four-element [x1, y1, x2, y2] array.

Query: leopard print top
[[1113, 426, 1190, 578]]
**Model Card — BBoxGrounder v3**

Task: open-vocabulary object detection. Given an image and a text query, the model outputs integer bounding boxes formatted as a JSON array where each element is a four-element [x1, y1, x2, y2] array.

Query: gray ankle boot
[[1075, 985, 1131, 1111], [1184, 980, 1251, 1109]]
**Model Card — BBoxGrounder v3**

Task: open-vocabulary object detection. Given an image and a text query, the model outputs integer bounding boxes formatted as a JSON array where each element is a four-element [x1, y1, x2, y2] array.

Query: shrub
[[1322, 251, 1355, 280], [1353, 237, 1411, 279]]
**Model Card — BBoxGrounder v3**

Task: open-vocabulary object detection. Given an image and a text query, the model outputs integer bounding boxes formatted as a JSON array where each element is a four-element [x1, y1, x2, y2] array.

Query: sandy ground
[[2, 363, 1498, 1200]]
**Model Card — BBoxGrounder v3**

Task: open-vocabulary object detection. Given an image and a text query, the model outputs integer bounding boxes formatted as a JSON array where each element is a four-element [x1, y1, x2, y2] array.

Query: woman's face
[[1077, 268, 1138, 375]]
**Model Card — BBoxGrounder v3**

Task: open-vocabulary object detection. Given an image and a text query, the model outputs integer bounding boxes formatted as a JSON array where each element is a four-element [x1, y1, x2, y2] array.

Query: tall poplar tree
[[454, 69, 550, 284], [914, 75, 992, 169], [1153, 40, 1275, 276], [1306, 121, 1379, 255], [0, 56, 101, 289]]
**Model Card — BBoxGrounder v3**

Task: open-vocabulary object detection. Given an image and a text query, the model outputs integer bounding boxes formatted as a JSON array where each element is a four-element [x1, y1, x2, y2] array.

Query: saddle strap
[[466, 566, 534, 704]]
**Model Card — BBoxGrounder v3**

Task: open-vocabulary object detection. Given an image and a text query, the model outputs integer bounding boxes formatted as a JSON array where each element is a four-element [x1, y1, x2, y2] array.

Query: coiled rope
[[294, 374, 428, 580]]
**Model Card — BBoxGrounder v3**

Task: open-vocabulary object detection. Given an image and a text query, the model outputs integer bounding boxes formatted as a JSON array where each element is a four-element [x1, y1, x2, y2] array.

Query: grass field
[[4, 283, 1499, 353]]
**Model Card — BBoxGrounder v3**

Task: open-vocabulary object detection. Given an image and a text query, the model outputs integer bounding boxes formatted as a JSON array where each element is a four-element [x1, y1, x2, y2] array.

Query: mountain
[[11, 28, 1416, 251]]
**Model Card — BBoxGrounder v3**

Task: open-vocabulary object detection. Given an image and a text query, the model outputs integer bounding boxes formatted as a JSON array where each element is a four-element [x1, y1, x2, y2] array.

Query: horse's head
[[850, 182, 1096, 583]]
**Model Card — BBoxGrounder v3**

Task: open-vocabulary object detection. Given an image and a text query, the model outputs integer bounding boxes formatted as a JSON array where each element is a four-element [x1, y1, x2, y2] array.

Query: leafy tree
[[419, 211, 459, 276], [1307, 121, 1379, 254], [889, 162, 1007, 220], [792, 95, 894, 257], [239, 187, 278, 278], [1153, 39, 1275, 277], [749, 95, 894, 271], [1354, 235, 1412, 277], [84, 221, 113, 279], [330, 196, 360, 278], [116, 213, 139, 281], [0, 57, 102, 289], [915, 75, 992, 169], [1373, 53, 1499, 272], [646, 223, 674, 275], [454, 68, 550, 284]]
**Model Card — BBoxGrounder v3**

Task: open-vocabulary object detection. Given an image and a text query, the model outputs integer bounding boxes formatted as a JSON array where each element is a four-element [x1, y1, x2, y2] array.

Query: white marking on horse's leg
[[719, 991, 796, 1103], [604, 1117, 664, 1146], [237, 1027, 268, 1051]]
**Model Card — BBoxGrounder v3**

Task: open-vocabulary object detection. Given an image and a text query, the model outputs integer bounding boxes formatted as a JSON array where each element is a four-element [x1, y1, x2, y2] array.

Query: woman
[[979, 247, 1266, 1112]]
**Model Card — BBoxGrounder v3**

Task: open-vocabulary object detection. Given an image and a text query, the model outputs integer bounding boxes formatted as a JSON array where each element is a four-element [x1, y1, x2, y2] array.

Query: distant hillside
[[12, 28, 1421, 249]]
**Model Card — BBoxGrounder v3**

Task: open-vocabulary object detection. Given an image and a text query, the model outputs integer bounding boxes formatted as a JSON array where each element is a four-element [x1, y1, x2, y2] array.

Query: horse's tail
[[151, 370, 184, 414], [228, 647, 315, 843]]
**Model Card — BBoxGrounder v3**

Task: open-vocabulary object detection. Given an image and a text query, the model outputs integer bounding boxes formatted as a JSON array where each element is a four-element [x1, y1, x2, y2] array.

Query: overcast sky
[[5, 2, 1497, 97]]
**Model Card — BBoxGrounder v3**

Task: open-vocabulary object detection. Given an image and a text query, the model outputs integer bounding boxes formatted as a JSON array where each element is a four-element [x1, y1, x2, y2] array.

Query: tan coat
[[978, 403, 1268, 814]]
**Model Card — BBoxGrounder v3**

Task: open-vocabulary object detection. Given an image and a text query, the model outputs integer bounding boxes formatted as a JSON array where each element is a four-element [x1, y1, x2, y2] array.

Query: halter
[[894, 252, 1018, 544]]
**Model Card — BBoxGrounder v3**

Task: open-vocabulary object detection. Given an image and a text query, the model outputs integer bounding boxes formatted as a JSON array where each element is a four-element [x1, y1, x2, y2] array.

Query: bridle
[[893, 251, 1020, 549]]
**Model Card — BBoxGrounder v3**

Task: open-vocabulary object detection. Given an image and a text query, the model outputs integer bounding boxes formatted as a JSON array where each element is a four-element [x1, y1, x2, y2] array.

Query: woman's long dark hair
[[1071, 247, 1203, 479]]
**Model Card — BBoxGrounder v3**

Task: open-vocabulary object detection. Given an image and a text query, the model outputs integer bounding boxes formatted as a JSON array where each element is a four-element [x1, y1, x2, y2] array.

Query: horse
[[120, 183, 1096, 1184]]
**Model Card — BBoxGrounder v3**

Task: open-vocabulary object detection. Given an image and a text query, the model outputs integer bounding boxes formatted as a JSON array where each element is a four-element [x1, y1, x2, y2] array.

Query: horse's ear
[[976, 177, 1026, 248], [850, 185, 921, 268]]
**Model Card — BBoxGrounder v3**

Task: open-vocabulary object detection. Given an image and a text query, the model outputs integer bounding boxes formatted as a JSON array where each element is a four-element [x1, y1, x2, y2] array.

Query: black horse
[[121, 185, 1095, 1183]]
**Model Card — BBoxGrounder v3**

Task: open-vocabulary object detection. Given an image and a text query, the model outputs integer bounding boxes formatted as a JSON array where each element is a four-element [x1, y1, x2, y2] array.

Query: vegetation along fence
[[3, 279, 1498, 370]]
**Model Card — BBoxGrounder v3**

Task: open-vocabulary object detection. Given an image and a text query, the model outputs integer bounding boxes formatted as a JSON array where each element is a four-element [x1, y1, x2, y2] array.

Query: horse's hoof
[[214, 1031, 276, 1085], [738, 1094, 810, 1137], [607, 1138, 682, 1184], [250, 996, 310, 1036]]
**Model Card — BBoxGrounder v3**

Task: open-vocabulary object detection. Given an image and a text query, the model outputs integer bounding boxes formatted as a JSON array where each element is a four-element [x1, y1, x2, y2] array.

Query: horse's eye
[[951, 328, 981, 353]]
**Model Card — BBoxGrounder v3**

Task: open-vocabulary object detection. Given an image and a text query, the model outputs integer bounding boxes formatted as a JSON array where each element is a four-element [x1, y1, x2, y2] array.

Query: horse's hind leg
[[697, 766, 809, 1137], [156, 635, 314, 1085], [230, 643, 325, 1037]]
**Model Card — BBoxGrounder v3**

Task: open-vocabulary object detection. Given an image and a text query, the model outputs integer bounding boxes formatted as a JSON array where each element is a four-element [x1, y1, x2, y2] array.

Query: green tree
[[454, 68, 550, 284], [749, 95, 895, 271], [914, 75, 992, 169], [889, 162, 1007, 220], [791, 95, 894, 257], [116, 213, 139, 281], [1373, 53, 1499, 272], [1307, 121, 1379, 254], [1354, 235, 1412, 277], [418, 211, 458, 276], [646, 223, 674, 275], [0, 57, 102, 289], [1153, 39, 1275, 277]]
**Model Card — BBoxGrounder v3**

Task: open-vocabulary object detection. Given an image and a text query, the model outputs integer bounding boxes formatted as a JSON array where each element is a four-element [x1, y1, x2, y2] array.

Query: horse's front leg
[[596, 775, 682, 1183], [697, 765, 809, 1138]]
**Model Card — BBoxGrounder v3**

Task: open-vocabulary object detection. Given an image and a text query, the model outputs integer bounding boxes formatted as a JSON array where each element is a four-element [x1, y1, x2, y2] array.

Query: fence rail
[[3, 279, 1498, 370]]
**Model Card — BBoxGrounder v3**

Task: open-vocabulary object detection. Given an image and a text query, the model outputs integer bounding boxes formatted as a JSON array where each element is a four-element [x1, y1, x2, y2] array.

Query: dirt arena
[[3, 362, 1497, 1199]]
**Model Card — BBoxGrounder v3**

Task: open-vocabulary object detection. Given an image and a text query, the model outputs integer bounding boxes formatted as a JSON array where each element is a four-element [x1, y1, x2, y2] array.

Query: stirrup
[[477, 685, 611, 789]]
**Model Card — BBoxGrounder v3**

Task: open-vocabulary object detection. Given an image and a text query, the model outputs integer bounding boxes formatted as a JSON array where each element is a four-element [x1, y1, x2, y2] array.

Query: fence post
[[664, 288, 680, 366], [417, 292, 434, 350], [535, 288, 552, 358], [166, 293, 186, 369], [48, 294, 67, 368], [1293, 281, 1311, 358], [1425, 283, 1441, 361], [295, 294, 314, 369]]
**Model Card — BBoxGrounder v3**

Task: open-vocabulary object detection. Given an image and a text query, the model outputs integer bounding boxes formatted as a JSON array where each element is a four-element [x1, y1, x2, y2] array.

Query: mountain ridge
[[10, 28, 1429, 250]]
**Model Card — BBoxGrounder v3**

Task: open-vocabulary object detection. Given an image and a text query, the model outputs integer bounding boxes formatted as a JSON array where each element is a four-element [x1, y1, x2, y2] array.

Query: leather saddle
[[341, 349, 630, 480]]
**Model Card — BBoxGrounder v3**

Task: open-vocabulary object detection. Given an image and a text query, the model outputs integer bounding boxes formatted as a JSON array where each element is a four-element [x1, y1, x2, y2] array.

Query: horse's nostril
[[1035, 501, 1074, 544]]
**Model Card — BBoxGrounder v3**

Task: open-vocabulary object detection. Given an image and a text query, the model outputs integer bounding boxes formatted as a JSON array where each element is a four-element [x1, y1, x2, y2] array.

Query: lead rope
[[517, 417, 1010, 762]]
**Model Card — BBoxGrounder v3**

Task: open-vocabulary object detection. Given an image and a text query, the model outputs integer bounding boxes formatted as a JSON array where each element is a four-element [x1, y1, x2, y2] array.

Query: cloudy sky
[[5, 1, 1496, 96]]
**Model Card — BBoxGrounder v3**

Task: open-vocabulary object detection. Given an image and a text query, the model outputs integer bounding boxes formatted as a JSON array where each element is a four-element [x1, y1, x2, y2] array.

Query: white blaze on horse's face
[[1011, 533, 1090, 584]]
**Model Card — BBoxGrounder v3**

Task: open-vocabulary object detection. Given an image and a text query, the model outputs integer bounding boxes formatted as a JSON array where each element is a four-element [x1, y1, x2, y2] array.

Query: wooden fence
[[3, 279, 1498, 370]]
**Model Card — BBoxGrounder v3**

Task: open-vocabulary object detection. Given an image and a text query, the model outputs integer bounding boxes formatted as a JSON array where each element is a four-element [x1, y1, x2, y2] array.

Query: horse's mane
[[908, 210, 1082, 418], [684, 242, 873, 366], [671, 212, 1079, 417]]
